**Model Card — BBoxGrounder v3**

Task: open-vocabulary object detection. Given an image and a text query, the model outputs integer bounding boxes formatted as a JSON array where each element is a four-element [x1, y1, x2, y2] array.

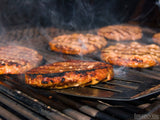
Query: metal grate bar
[[152, 67, 160, 72], [80, 99, 134, 120], [0, 93, 46, 120], [0, 105, 21, 120], [1, 78, 92, 120], [62, 108, 91, 120], [99, 100, 146, 114], [44, 93, 116, 120], [0, 75, 160, 120], [83, 100, 135, 120], [145, 100, 160, 112], [0, 83, 73, 120], [98, 105, 133, 120]]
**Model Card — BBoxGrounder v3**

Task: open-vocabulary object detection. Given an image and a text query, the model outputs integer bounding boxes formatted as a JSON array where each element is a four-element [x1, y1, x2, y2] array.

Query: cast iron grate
[[0, 75, 160, 120], [0, 26, 160, 101], [0, 26, 160, 120], [54, 66, 160, 101]]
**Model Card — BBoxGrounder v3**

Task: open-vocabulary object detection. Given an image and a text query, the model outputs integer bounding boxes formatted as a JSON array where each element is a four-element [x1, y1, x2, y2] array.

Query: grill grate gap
[[0, 74, 160, 120], [45, 93, 118, 120], [128, 69, 160, 80], [0, 25, 160, 120], [0, 82, 73, 120], [79, 99, 137, 120], [0, 93, 47, 120], [0, 101, 29, 120], [105, 82, 139, 90], [141, 69, 160, 77], [113, 78, 143, 83], [152, 67, 160, 72], [0, 105, 22, 120], [89, 85, 122, 93]]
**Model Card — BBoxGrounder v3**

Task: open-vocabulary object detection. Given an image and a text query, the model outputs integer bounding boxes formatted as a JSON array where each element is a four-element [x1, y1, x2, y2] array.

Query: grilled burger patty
[[49, 33, 107, 55], [98, 25, 142, 41], [101, 42, 160, 68], [152, 33, 160, 45], [25, 60, 113, 89], [0, 45, 43, 74]]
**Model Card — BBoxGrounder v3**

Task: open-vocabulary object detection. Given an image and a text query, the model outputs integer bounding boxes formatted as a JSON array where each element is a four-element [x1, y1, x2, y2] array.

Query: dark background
[[0, 0, 159, 30]]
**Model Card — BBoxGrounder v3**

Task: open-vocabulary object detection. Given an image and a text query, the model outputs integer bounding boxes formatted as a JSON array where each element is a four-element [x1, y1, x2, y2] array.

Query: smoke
[[47, 0, 139, 30], [0, 0, 143, 30], [113, 66, 128, 79]]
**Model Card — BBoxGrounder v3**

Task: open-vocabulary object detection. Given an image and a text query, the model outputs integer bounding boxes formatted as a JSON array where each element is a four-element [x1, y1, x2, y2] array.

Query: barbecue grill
[[0, 0, 160, 120]]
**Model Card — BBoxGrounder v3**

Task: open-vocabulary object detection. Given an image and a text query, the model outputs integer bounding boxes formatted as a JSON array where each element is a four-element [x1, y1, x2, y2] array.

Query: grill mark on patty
[[101, 42, 160, 68], [49, 33, 107, 55], [102, 51, 154, 56], [113, 29, 126, 37], [98, 25, 142, 41], [122, 29, 132, 37], [61, 78, 65, 83], [50, 80, 54, 83], [0, 46, 43, 74], [25, 60, 113, 89], [102, 47, 160, 56], [7, 62, 23, 66], [113, 28, 133, 40], [131, 58, 143, 63], [27, 67, 108, 79], [29, 64, 108, 73], [41, 81, 48, 84]]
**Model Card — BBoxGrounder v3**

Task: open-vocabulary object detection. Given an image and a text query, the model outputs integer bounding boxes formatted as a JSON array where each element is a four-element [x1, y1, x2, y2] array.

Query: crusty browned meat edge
[[49, 33, 107, 55], [152, 33, 160, 45], [0, 45, 43, 74], [101, 42, 160, 68], [25, 60, 114, 89], [97, 25, 142, 41]]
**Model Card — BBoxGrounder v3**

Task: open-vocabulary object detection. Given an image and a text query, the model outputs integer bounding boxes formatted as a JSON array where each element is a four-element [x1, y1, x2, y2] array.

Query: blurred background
[[0, 0, 159, 30]]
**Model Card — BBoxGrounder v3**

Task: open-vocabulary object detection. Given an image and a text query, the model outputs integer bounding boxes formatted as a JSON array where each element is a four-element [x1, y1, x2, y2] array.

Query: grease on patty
[[101, 42, 160, 68]]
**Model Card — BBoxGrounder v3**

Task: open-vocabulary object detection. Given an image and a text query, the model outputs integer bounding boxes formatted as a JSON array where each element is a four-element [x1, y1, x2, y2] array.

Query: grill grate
[[0, 81, 73, 120], [54, 66, 160, 101], [1, 26, 159, 101], [0, 76, 160, 120], [37, 26, 160, 100], [0, 26, 160, 119]]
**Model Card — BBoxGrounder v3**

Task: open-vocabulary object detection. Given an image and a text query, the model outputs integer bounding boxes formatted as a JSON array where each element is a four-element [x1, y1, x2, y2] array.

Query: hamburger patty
[[98, 25, 142, 41], [25, 60, 113, 89], [0, 45, 43, 74], [49, 33, 107, 55], [152, 33, 160, 45], [101, 42, 160, 68]]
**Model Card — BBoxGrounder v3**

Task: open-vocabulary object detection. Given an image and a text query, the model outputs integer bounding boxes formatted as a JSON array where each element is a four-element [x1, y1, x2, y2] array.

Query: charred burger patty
[[25, 60, 113, 89], [98, 25, 142, 41], [101, 42, 160, 68], [152, 33, 160, 45], [0, 45, 43, 74], [49, 33, 107, 55]]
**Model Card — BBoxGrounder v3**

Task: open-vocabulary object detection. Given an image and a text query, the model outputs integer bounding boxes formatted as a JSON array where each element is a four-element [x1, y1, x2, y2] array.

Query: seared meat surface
[[25, 60, 113, 89], [152, 33, 160, 45], [101, 42, 160, 68], [49, 33, 107, 55], [98, 25, 142, 41], [0, 45, 43, 74]]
